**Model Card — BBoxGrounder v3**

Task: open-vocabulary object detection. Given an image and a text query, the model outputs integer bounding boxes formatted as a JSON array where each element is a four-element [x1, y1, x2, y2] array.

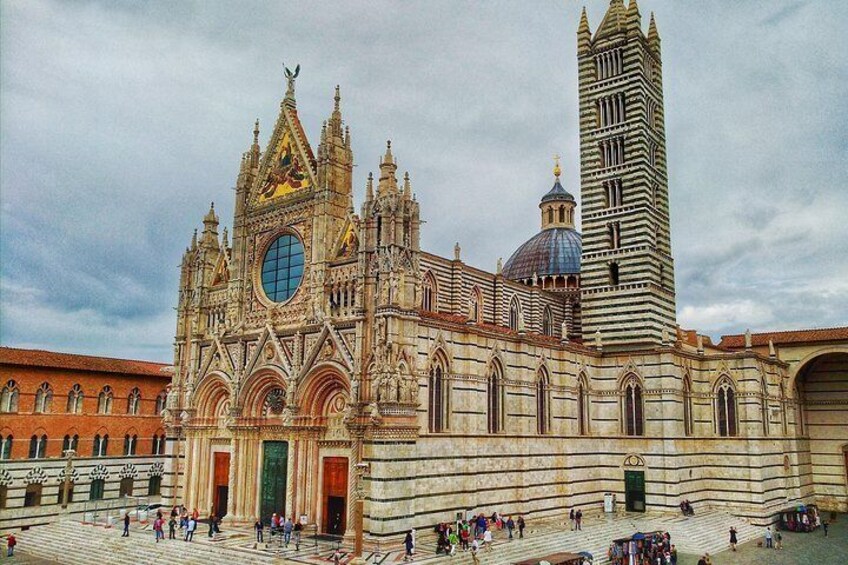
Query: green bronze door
[[260, 441, 288, 522], [624, 470, 646, 512]]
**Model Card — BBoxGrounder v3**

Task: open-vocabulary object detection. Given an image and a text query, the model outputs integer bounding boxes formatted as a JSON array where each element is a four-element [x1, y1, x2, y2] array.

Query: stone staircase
[[12, 510, 763, 565]]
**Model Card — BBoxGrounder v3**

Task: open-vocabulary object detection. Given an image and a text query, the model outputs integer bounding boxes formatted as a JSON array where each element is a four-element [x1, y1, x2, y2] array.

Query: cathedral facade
[[163, 0, 847, 544]]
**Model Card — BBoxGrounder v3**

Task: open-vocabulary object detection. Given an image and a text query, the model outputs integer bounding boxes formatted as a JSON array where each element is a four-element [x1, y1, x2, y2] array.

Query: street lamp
[[61, 449, 76, 509], [350, 461, 370, 565]]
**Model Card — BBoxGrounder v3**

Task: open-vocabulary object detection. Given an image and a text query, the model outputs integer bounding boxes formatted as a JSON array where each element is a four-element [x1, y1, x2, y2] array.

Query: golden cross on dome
[[553, 154, 562, 178]]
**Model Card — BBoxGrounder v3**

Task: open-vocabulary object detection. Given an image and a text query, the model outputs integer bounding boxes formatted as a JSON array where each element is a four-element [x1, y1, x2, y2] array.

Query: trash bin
[[604, 492, 614, 513]]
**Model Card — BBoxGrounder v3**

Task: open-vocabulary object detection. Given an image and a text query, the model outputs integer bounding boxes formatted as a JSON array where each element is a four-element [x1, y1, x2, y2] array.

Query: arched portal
[[793, 352, 848, 511], [294, 365, 353, 537]]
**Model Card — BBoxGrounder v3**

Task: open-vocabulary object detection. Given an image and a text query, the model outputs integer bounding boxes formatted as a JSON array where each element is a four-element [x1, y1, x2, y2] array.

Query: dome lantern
[[540, 155, 576, 230]]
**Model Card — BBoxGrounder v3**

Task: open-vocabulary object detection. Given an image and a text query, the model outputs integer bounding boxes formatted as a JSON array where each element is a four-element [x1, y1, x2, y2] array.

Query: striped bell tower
[[577, 0, 676, 349]]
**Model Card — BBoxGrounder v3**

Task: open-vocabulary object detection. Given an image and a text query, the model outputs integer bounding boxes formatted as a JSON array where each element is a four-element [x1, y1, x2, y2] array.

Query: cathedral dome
[[502, 227, 582, 281], [502, 159, 582, 282]]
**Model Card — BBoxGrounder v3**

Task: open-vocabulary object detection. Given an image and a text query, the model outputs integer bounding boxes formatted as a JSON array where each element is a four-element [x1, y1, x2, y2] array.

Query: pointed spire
[[577, 7, 592, 53], [647, 12, 661, 52], [203, 202, 218, 226], [191, 229, 198, 250], [253, 119, 260, 145], [626, 0, 642, 30], [250, 119, 261, 167], [378, 140, 398, 195], [403, 171, 412, 200], [366, 171, 374, 201], [221, 227, 229, 249], [334, 84, 341, 114], [594, 0, 626, 40]]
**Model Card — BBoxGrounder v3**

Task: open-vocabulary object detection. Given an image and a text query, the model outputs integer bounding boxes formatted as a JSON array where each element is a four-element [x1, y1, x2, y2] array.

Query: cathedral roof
[[0, 347, 170, 377], [502, 227, 582, 281], [540, 179, 575, 203]]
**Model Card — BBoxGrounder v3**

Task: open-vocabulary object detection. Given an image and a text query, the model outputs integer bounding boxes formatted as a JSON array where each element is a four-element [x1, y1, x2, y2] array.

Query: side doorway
[[624, 470, 646, 512]]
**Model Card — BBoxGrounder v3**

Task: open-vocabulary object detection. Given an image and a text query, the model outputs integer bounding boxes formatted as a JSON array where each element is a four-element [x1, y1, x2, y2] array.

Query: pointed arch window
[[542, 307, 554, 337], [155, 391, 167, 415], [97, 386, 113, 415], [683, 376, 693, 437], [469, 288, 482, 324], [428, 360, 449, 433], [67, 384, 83, 414], [127, 388, 141, 415], [716, 378, 738, 437], [422, 272, 437, 312], [537, 369, 550, 435], [152, 434, 165, 455], [1, 380, 19, 413], [488, 364, 504, 434], [509, 297, 522, 331], [34, 382, 53, 413], [62, 434, 79, 454], [623, 376, 644, 436], [29, 434, 47, 459], [123, 434, 137, 456], [92, 434, 109, 457], [0, 435, 12, 460], [577, 375, 589, 436]]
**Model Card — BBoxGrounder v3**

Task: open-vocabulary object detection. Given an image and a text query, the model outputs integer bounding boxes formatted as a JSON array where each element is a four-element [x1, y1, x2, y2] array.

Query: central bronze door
[[322, 457, 348, 535], [260, 441, 288, 522]]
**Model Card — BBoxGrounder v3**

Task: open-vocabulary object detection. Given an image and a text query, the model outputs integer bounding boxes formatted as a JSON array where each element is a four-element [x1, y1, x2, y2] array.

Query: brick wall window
[[34, 383, 53, 413], [1, 380, 19, 413]]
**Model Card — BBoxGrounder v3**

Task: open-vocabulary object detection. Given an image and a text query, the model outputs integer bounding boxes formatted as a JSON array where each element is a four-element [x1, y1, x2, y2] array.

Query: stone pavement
[[676, 515, 848, 565], [7, 512, 846, 564]]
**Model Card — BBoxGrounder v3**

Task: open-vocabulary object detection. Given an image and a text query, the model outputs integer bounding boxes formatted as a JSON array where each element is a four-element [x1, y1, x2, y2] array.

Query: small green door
[[624, 470, 646, 512], [260, 441, 288, 522]]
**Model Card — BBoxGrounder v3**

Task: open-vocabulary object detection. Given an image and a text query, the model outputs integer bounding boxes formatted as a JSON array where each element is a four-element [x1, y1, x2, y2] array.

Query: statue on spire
[[284, 63, 300, 102]]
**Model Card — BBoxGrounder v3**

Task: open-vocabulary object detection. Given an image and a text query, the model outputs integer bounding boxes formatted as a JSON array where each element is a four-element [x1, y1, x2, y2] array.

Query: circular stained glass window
[[261, 233, 304, 303]]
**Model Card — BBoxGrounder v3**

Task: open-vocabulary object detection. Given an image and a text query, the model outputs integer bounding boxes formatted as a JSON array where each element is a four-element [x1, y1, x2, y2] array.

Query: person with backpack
[[403, 530, 414, 562], [283, 516, 293, 547]]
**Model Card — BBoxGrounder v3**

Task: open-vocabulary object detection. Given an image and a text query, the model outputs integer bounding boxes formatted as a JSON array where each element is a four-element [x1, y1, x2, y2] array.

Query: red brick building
[[0, 347, 172, 528]]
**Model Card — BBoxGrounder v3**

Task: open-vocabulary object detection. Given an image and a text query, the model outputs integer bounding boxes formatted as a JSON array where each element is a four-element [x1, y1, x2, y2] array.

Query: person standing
[[775, 531, 782, 550], [154, 516, 164, 543], [185, 517, 196, 542], [470, 538, 480, 565], [448, 530, 459, 556], [506, 516, 515, 540], [483, 528, 493, 552], [729, 527, 737, 551], [517, 515, 525, 538], [294, 520, 302, 550], [169, 516, 177, 540], [122, 512, 130, 537], [208, 512, 216, 537], [764, 526, 773, 548], [285, 516, 294, 547], [253, 517, 263, 545], [6, 533, 16, 557], [575, 508, 583, 531], [403, 530, 414, 562], [823, 520, 829, 537], [670, 544, 678, 565]]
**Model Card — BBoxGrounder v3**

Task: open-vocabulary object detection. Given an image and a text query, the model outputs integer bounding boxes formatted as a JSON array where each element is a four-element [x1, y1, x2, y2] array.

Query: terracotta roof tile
[[0, 347, 170, 378], [719, 326, 848, 348]]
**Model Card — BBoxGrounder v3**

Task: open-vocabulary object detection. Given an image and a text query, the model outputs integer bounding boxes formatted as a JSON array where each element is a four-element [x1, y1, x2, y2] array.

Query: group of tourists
[[254, 513, 303, 549], [403, 512, 526, 562], [607, 531, 676, 565], [120, 505, 213, 543]]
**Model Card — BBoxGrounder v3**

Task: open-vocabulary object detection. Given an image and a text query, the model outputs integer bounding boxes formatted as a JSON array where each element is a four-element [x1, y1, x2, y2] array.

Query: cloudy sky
[[1, 0, 846, 362]]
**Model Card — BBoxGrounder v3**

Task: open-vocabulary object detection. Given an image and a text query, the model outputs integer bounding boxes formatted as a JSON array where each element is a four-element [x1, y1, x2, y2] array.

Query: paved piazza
[[10, 512, 847, 564]]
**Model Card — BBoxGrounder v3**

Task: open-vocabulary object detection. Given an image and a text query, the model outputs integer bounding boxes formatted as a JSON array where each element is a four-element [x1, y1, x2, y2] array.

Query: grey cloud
[[1, 0, 846, 360]]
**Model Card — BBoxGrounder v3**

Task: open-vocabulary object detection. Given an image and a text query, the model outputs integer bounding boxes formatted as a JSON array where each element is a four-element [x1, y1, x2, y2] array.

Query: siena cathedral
[[163, 0, 848, 544]]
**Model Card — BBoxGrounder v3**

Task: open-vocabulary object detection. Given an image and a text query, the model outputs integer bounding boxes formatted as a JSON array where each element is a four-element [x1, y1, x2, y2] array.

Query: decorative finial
[[553, 153, 562, 179], [454, 242, 461, 262], [253, 119, 260, 144], [768, 339, 776, 358], [283, 63, 301, 103], [334, 84, 341, 112], [744, 329, 752, 350], [496, 257, 503, 274]]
